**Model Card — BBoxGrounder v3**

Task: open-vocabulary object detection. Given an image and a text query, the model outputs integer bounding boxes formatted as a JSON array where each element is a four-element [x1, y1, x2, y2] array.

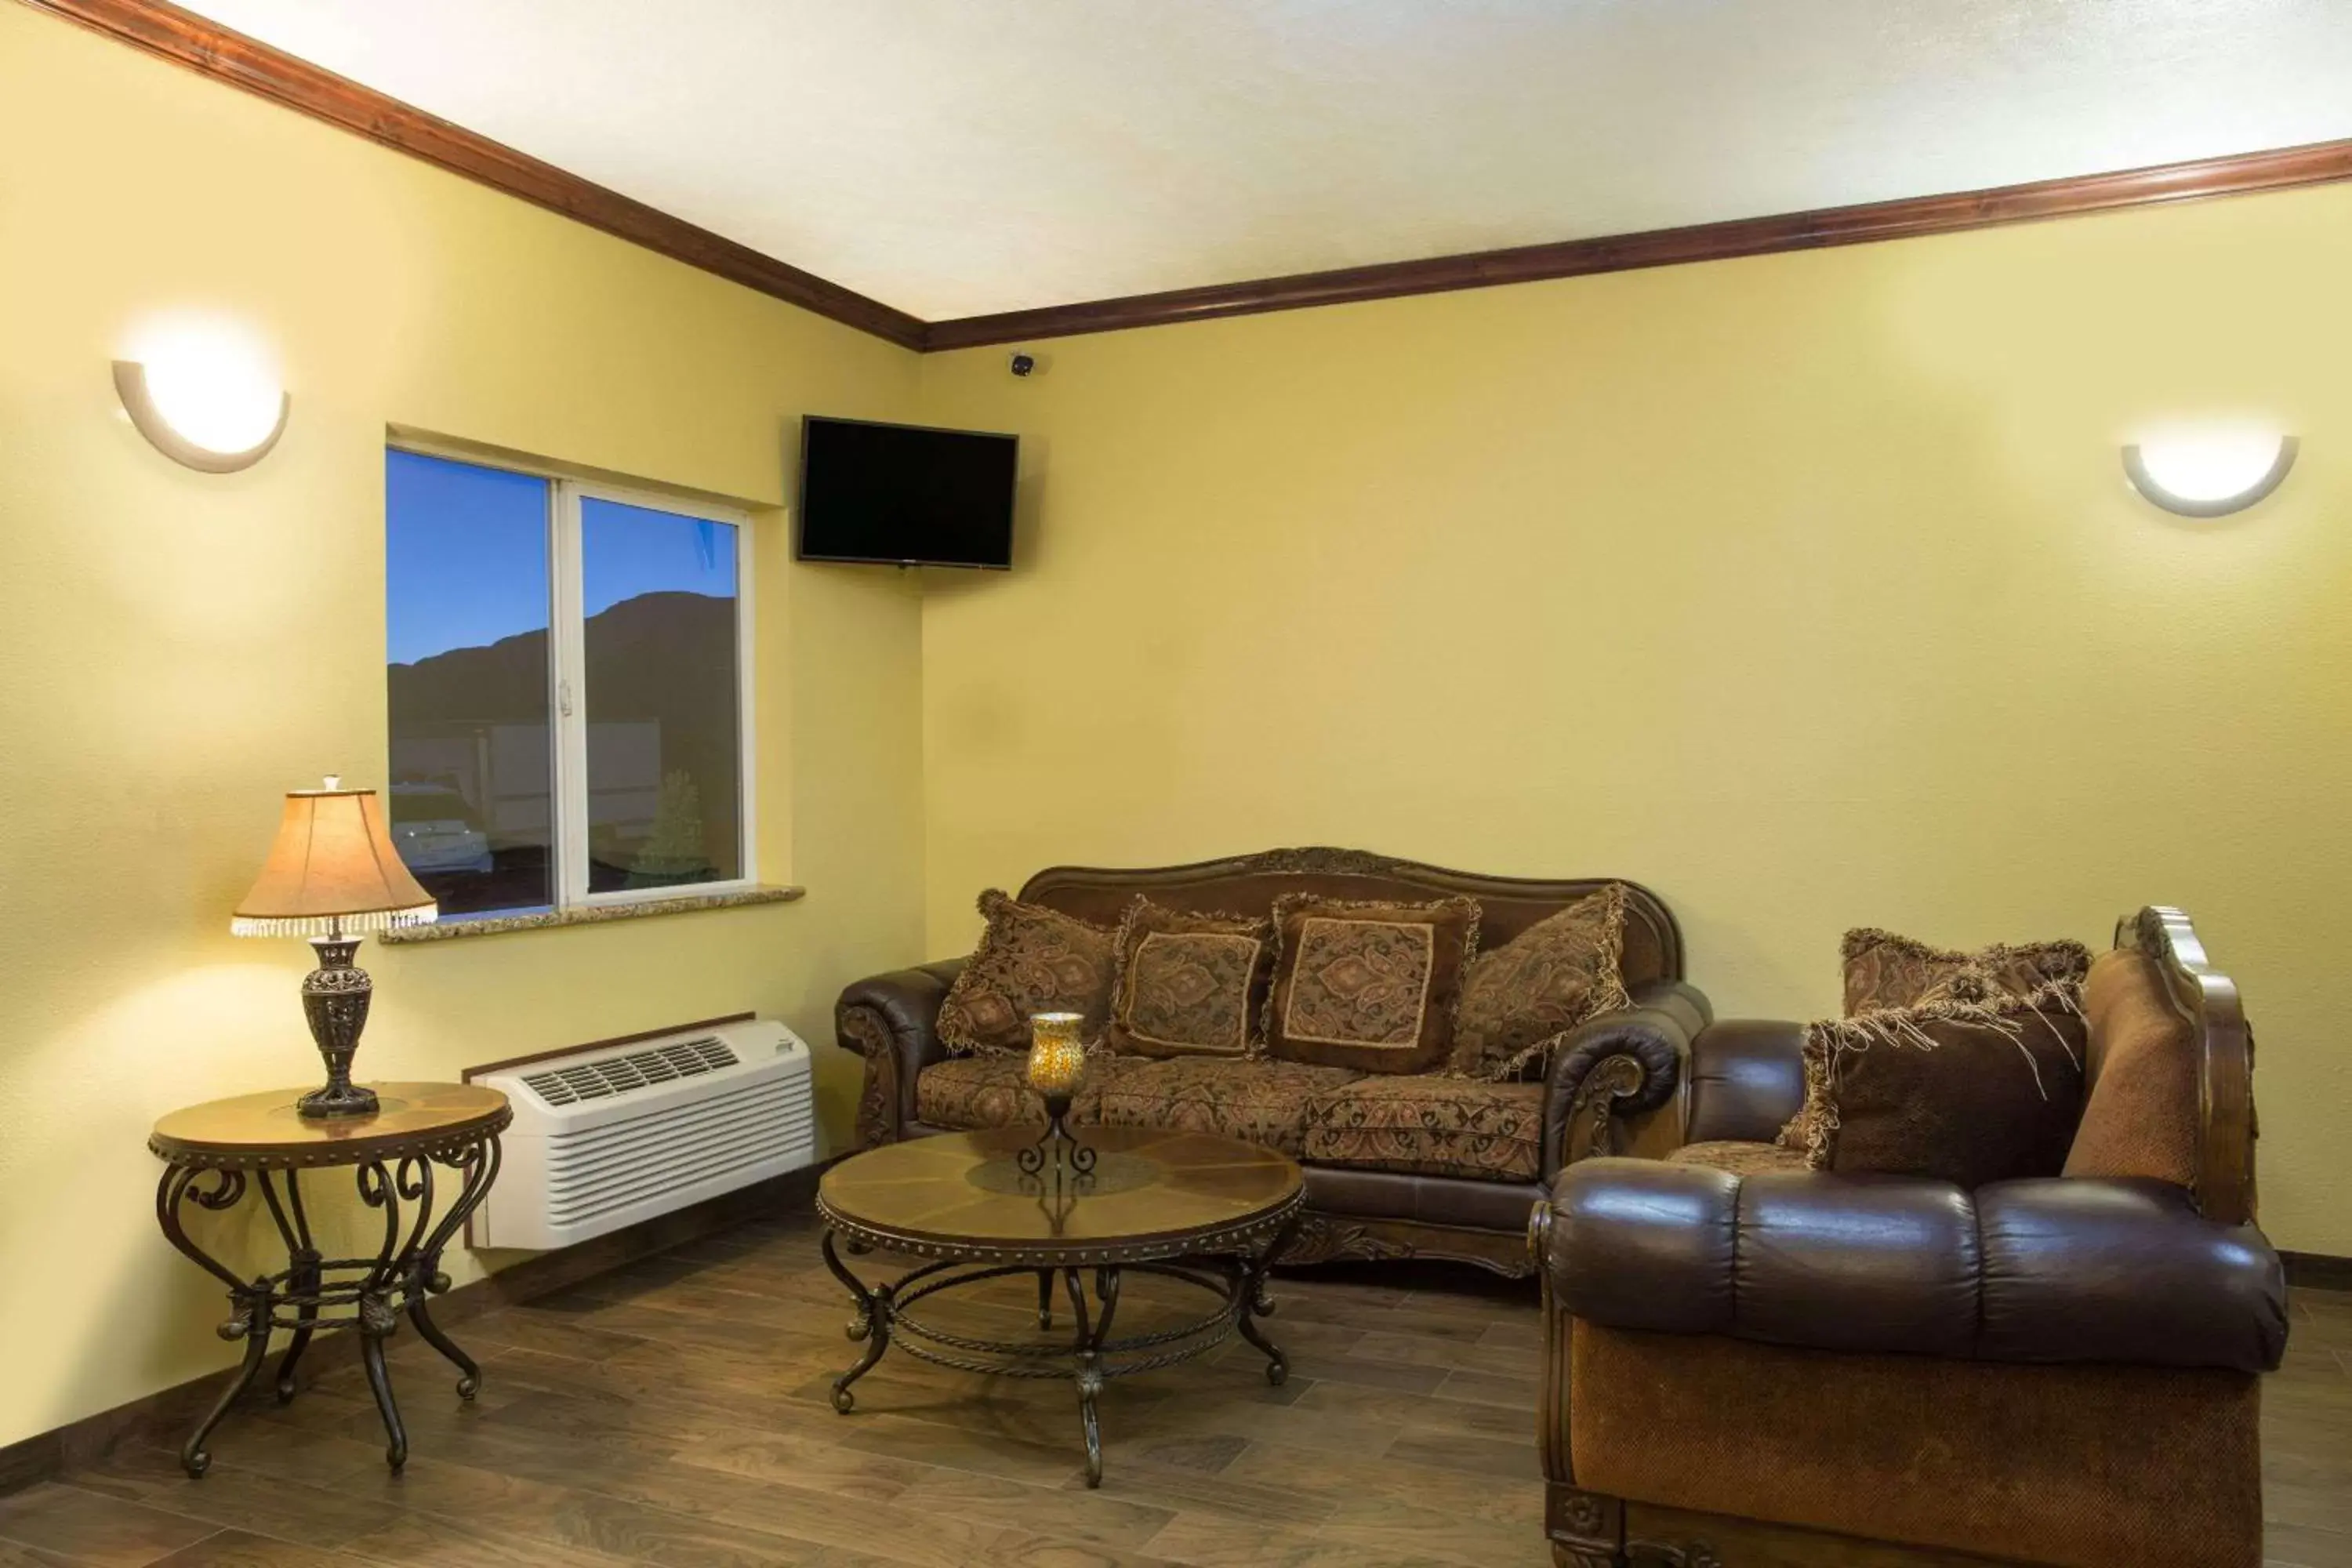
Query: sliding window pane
[[579, 496, 742, 893], [385, 450, 554, 916]]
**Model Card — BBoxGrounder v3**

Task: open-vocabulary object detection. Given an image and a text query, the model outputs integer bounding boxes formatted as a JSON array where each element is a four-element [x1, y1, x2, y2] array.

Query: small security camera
[[1009, 352, 1037, 378]]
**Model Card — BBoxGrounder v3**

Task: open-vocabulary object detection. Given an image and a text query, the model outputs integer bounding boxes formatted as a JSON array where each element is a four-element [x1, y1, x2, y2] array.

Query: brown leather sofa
[[837, 848, 1705, 1276], [1530, 907, 2287, 1568]]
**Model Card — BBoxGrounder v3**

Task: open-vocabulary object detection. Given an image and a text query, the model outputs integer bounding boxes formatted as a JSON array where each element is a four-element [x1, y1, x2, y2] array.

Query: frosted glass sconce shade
[[2122, 433, 2298, 518]]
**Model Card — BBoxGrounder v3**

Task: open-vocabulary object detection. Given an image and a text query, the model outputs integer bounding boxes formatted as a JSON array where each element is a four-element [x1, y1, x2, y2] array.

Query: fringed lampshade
[[232, 785, 436, 938]]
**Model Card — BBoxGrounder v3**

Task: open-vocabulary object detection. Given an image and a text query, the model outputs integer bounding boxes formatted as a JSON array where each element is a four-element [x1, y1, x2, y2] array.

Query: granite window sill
[[379, 885, 804, 944]]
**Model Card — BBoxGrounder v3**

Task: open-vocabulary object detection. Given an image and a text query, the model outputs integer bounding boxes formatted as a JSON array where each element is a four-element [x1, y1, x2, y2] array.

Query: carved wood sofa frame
[[837, 846, 1705, 1279]]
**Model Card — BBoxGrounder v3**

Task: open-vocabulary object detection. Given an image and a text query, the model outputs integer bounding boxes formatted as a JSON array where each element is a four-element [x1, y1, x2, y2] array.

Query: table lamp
[[231, 778, 437, 1118]]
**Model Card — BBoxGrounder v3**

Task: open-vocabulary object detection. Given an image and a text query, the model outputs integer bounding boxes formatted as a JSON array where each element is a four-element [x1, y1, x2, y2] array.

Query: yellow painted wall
[[8, 0, 2352, 1459], [0, 8, 925, 1448], [918, 183, 2352, 1255]]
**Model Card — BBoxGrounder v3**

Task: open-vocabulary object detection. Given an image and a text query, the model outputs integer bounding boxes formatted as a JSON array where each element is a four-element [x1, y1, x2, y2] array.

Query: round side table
[[148, 1081, 510, 1477]]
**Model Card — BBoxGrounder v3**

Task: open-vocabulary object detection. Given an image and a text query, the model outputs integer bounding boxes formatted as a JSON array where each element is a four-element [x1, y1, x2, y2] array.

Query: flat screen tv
[[796, 416, 1018, 569]]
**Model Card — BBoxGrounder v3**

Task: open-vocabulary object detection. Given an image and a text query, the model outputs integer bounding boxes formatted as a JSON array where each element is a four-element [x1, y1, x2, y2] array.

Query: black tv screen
[[796, 416, 1018, 569]]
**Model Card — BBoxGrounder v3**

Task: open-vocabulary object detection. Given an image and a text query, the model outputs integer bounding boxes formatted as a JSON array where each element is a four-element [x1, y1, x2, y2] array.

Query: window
[[386, 448, 752, 919]]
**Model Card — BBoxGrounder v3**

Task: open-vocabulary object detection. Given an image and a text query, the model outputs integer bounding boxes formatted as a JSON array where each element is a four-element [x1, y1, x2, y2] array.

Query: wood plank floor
[[2, 1207, 2347, 1567]]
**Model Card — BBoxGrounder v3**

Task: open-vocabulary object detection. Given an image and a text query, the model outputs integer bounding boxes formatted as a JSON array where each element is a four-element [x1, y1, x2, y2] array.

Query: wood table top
[[818, 1127, 1302, 1263], [149, 1082, 511, 1168]]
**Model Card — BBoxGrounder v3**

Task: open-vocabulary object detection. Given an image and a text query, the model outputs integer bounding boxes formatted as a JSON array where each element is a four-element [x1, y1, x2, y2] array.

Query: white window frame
[[390, 442, 757, 916]]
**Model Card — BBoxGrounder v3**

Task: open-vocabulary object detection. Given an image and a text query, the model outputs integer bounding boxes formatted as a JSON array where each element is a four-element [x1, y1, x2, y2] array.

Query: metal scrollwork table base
[[816, 1127, 1304, 1487], [148, 1082, 511, 1478]]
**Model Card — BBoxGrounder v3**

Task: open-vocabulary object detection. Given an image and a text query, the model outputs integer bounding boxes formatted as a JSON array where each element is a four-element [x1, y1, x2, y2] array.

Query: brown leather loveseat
[[838, 848, 1704, 1276], [1530, 907, 2287, 1567]]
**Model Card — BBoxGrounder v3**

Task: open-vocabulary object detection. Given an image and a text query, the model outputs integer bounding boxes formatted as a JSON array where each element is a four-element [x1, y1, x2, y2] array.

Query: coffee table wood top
[[150, 1083, 511, 1169], [819, 1127, 1302, 1265]]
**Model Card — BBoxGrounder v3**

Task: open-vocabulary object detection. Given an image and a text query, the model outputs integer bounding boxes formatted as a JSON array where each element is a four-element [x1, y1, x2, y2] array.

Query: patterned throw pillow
[[1104, 898, 1274, 1059], [936, 889, 1116, 1056], [1447, 884, 1632, 1080], [1263, 895, 1480, 1075], [1783, 993, 2087, 1189], [1842, 927, 2092, 1017]]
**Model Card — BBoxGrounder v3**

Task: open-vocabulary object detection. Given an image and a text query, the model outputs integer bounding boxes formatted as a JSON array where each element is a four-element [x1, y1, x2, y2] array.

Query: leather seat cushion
[[1094, 1057, 1359, 1156], [915, 1054, 1108, 1131], [1301, 1075, 1544, 1182]]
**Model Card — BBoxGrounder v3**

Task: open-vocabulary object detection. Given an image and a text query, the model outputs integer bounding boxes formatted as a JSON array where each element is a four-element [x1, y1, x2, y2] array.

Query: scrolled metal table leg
[[181, 1290, 271, 1479], [358, 1303, 408, 1471], [157, 1164, 270, 1478], [822, 1226, 891, 1412], [1062, 1267, 1109, 1487], [354, 1159, 411, 1468], [1236, 1211, 1300, 1386], [1036, 1268, 1054, 1330], [404, 1136, 500, 1399], [405, 1293, 480, 1401], [257, 1171, 318, 1403]]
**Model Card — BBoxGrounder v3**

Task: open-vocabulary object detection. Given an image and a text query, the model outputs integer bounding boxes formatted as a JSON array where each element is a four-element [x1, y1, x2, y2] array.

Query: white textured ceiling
[[175, 0, 2352, 320]]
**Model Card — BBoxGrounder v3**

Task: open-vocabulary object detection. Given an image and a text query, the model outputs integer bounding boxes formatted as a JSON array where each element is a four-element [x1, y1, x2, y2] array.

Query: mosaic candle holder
[[1020, 1011, 1095, 1177]]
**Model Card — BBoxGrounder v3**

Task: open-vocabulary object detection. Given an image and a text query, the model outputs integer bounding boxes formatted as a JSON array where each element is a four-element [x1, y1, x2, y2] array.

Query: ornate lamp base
[[296, 1080, 382, 1118], [298, 935, 379, 1120]]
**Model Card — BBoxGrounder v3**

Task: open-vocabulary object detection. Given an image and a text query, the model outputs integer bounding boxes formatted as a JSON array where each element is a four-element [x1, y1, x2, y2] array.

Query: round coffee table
[[815, 1126, 1304, 1486]]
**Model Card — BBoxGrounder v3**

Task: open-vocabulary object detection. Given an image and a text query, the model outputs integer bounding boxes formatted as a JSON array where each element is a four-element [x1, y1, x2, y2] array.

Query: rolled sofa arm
[[837, 959, 966, 1149], [1537, 1159, 2285, 1373], [1682, 1018, 1807, 1145], [1541, 980, 1709, 1177]]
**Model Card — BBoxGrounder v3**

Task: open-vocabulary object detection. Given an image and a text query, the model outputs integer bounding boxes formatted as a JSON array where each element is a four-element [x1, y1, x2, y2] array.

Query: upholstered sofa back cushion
[[1018, 848, 1680, 989], [2065, 947, 2201, 1188]]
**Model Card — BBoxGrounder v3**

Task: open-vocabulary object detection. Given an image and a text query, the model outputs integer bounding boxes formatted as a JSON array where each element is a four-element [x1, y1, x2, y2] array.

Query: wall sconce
[[114, 322, 289, 474], [2122, 430, 2298, 518]]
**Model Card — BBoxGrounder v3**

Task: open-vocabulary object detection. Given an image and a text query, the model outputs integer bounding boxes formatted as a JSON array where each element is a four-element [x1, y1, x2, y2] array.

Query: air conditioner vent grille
[[521, 1036, 739, 1106]]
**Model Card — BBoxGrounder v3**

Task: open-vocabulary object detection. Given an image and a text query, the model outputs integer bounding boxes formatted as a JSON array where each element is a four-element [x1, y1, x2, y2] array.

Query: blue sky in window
[[583, 495, 737, 615], [387, 451, 736, 665]]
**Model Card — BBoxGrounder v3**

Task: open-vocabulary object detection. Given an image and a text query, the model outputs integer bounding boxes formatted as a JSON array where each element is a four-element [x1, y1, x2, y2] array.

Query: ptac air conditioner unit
[[473, 1018, 817, 1250]]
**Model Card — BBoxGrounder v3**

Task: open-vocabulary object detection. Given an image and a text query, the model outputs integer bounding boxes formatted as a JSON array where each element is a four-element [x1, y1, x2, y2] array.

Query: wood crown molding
[[21, 0, 927, 349], [25, 0, 2352, 354], [925, 136, 2352, 348]]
